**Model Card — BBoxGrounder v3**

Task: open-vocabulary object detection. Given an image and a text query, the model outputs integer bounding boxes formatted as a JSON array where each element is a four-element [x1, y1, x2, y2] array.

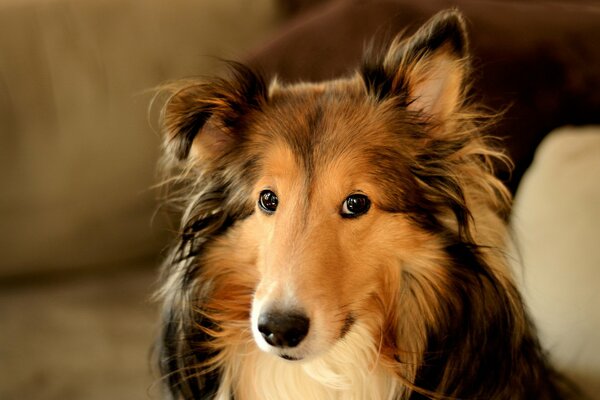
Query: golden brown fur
[[155, 10, 580, 400]]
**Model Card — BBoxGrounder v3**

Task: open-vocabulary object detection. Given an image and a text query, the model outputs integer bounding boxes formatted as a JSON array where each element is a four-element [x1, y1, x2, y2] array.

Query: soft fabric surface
[[0, 267, 159, 400], [511, 126, 600, 399], [0, 0, 281, 277]]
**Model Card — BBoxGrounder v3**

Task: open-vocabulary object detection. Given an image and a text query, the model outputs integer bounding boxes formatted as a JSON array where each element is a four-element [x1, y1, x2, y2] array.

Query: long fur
[[154, 10, 580, 400]]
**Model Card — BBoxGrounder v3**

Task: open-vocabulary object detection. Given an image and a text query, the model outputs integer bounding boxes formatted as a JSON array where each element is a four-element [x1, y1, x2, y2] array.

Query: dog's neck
[[216, 323, 401, 400]]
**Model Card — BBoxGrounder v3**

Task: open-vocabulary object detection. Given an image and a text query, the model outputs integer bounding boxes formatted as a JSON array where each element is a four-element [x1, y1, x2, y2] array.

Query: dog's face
[[163, 11, 472, 362], [246, 84, 423, 360]]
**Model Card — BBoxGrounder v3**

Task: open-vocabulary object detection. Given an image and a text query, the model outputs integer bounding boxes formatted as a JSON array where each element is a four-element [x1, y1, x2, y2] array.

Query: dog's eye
[[258, 190, 279, 214], [341, 194, 371, 218]]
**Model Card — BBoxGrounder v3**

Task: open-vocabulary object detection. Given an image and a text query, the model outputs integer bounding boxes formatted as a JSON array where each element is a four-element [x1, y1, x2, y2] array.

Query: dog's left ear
[[362, 9, 469, 121]]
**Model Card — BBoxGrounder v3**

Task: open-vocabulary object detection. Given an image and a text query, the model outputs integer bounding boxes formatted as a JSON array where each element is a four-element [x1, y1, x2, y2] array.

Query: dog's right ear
[[163, 63, 267, 163]]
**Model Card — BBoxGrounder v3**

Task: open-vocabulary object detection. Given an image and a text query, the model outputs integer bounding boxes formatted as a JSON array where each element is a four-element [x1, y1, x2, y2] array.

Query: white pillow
[[511, 126, 600, 398]]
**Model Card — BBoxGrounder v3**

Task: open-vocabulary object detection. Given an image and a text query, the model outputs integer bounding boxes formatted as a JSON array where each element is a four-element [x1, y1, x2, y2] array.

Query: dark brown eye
[[258, 190, 278, 214], [341, 194, 371, 218]]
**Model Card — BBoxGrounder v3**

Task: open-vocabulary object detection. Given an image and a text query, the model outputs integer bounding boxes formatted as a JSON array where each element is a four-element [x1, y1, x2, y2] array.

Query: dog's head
[[161, 10, 508, 366]]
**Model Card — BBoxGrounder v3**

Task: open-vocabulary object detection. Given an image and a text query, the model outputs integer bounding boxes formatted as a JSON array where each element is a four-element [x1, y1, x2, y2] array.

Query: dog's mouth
[[279, 353, 303, 361]]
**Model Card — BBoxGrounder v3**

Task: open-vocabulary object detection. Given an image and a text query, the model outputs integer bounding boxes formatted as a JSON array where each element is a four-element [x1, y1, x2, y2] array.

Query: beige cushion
[[511, 126, 600, 398]]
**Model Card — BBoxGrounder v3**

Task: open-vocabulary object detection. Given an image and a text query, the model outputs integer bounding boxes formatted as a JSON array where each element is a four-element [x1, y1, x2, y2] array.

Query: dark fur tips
[[164, 85, 213, 160], [361, 9, 468, 103], [407, 9, 468, 60], [163, 62, 267, 161]]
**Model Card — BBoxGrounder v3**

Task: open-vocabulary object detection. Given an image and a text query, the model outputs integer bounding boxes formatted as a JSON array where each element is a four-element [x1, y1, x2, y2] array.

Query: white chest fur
[[215, 324, 400, 400]]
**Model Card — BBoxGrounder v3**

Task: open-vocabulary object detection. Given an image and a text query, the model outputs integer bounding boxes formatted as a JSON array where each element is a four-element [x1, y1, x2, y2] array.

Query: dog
[[155, 10, 578, 400]]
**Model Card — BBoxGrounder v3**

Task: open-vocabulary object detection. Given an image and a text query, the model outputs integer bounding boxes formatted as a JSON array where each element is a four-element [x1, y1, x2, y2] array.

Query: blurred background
[[0, 0, 598, 399], [0, 0, 285, 398]]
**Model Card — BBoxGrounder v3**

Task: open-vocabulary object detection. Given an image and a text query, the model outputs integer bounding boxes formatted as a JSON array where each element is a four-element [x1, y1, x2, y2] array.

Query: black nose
[[257, 311, 310, 348]]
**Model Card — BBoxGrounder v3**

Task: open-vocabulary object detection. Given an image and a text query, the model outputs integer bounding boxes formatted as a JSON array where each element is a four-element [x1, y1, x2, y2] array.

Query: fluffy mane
[[154, 10, 579, 400]]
